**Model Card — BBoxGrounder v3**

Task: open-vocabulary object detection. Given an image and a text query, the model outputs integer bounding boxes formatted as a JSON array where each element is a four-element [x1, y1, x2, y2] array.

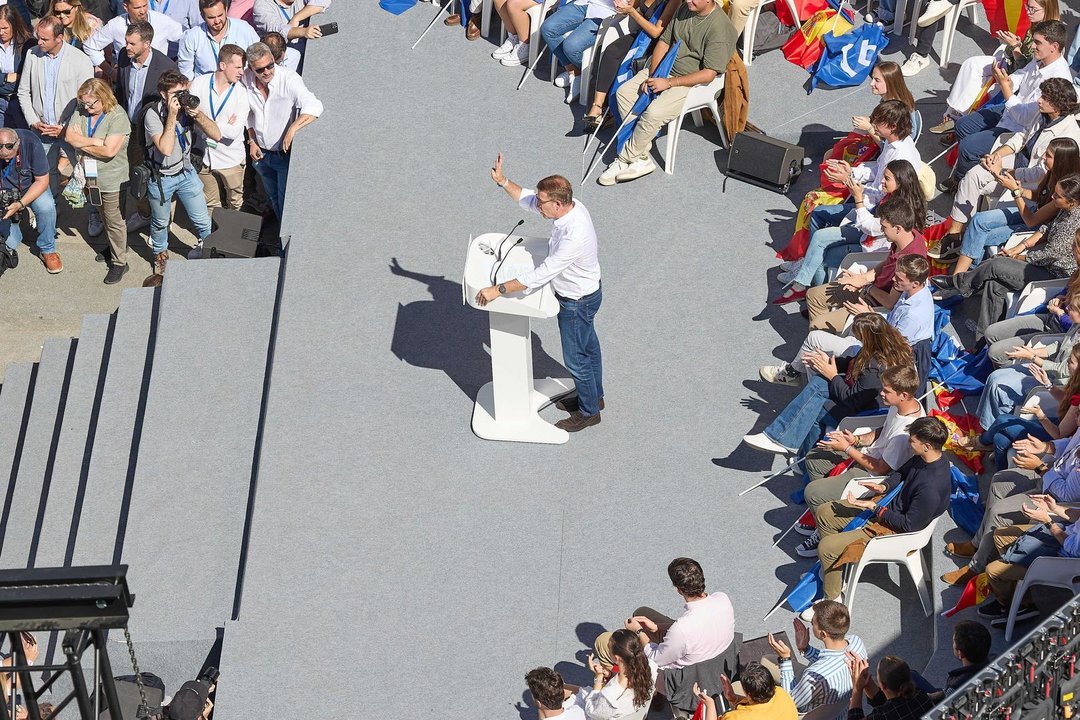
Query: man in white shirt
[[148, 0, 200, 31], [476, 154, 605, 432], [84, 0, 184, 79], [177, 0, 259, 79], [525, 668, 587, 720], [944, 19, 1072, 190], [252, 0, 329, 61], [242, 40, 320, 221], [191, 43, 249, 214]]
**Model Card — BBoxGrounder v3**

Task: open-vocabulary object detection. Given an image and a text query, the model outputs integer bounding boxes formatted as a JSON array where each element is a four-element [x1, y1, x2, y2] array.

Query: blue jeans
[[254, 150, 290, 221], [148, 167, 212, 254], [999, 522, 1063, 567], [3, 191, 56, 253], [955, 107, 1008, 180], [557, 286, 604, 417], [808, 202, 852, 239], [794, 224, 863, 287], [980, 414, 1052, 470], [976, 366, 1038, 430], [877, 0, 895, 21], [764, 374, 843, 457], [540, 3, 602, 69], [962, 206, 1027, 265]]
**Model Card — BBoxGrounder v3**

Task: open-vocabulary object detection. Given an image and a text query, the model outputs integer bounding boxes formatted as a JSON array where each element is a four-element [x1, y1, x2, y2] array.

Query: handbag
[[130, 162, 153, 201]]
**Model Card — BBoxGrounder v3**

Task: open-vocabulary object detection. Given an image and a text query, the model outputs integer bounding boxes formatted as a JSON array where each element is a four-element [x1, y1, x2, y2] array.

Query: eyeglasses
[[0, 143, 17, 150], [81, 98, 99, 107], [251, 62, 275, 74], [55, 7, 74, 15]]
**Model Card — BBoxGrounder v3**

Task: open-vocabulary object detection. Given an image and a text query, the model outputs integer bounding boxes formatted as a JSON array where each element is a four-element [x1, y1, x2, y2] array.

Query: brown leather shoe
[[154, 250, 169, 275], [555, 396, 605, 413], [941, 565, 977, 587], [41, 252, 63, 274], [443, 12, 461, 25], [555, 411, 601, 432], [945, 540, 977, 558], [466, 16, 481, 40]]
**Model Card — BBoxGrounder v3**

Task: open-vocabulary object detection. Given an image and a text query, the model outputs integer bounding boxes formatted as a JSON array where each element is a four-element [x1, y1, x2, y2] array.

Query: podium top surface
[[463, 233, 558, 319]]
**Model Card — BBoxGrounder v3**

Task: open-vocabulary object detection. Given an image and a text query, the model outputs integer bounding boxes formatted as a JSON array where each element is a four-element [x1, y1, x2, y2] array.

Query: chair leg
[[710, 100, 727, 147], [691, 109, 703, 128], [844, 561, 867, 616], [664, 114, 686, 175], [892, 0, 907, 37], [907, 554, 933, 616], [481, 0, 491, 36], [743, 8, 757, 67], [1005, 576, 1033, 642]]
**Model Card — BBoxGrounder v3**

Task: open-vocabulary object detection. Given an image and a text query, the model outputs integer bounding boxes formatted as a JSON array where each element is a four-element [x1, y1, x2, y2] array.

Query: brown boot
[[945, 540, 977, 558], [941, 565, 977, 587], [555, 411, 601, 432], [154, 250, 169, 275]]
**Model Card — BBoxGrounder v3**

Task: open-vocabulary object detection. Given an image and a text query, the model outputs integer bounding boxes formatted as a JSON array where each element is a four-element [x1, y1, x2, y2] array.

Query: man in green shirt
[[599, 0, 737, 186]]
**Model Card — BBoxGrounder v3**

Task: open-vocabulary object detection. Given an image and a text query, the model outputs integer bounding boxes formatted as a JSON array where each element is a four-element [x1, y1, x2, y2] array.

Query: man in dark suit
[[114, 20, 176, 231]]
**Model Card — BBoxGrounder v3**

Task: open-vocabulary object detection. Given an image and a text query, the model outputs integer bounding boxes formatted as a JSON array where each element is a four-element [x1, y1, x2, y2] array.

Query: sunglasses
[[251, 62, 275, 74], [55, 7, 74, 15], [0, 142, 16, 150]]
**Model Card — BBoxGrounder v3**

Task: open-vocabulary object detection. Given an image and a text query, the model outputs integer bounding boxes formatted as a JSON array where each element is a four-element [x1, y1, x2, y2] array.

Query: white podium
[[463, 232, 575, 444]]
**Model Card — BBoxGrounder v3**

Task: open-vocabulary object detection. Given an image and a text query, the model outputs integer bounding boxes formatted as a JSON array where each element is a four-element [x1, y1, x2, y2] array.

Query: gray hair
[[0, 128, 18, 144], [246, 42, 273, 65]]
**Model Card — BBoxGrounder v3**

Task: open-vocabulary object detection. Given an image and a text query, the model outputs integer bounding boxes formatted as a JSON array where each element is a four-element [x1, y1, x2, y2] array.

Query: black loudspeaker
[[203, 209, 264, 259], [725, 131, 805, 193]]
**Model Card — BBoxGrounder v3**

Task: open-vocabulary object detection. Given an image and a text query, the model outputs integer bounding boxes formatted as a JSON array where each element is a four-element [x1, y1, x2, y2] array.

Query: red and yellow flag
[[982, 0, 1029, 36], [930, 405, 985, 475], [942, 572, 991, 617]]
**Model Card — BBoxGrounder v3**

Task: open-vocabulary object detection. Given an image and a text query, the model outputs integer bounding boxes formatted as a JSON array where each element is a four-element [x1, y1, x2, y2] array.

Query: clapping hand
[[845, 175, 865, 204], [793, 617, 810, 653], [587, 654, 608, 681], [693, 683, 716, 708], [1014, 449, 1045, 471], [996, 30, 1021, 49], [767, 632, 792, 660], [981, 153, 1003, 177], [1005, 345, 1037, 363], [845, 491, 877, 510], [998, 169, 1021, 191], [614, 0, 635, 14], [852, 115, 872, 133], [857, 479, 887, 495], [1030, 493, 1063, 516], [824, 159, 853, 184], [1013, 435, 1050, 457], [843, 297, 875, 316], [847, 652, 871, 691], [992, 63, 1014, 96], [802, 350, 838, 380], [1027, 363, 1050, 388], [819, 429, 858, 452], [1022, 497, 1054, 524]]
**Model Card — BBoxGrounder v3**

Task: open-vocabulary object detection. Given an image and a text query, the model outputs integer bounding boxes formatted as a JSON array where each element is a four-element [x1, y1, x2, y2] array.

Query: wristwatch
[[1037, 462, 1050, 474], [1012, 187, 1023, 198], [497, 283, 506, 295]]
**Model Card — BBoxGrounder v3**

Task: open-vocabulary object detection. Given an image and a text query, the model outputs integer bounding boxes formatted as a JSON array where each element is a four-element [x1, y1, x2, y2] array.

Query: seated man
[[934, 621, 992, 698], [525, 667, 586, 720], [805, 197, 928, 335], [598, 0, 737, 186], [794, 365, 926, 558], [540, 0, 616, 103], [940, 20, 1073, 193], [693, 663, 798, 720], [767, 601, 867, 713], [814, 417, 952, 602]]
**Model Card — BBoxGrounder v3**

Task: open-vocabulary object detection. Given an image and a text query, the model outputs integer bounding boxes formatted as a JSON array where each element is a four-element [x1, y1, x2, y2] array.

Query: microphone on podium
[[490, 219, 525, 284]]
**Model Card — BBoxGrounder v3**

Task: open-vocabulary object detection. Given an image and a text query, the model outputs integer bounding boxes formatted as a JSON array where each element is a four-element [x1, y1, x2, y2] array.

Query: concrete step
[[34, 314, 113, 569], [70, 288, 157, 568], [122, 258, 279, 643], [0, 363, 36, 562], [0, 338, 74, 568]]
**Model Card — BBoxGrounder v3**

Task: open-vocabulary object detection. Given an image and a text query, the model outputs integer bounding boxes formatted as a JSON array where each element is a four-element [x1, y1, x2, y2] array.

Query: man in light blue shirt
[[177, 0, 260, 79], [883, 255, 934, 345], [41, 42, 65, 126], [1068, 25, 1080, 86], [147, 0, 201, 30]]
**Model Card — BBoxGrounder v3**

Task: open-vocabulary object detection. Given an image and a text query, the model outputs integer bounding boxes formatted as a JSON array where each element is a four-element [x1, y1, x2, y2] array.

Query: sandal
[[582, 103, 604, 131]]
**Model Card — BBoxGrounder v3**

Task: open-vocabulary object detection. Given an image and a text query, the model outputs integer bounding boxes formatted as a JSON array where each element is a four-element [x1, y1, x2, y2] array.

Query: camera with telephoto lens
[[198, 666, 219, 685], [174, 89, 200, 111], [0, 188, 23, 224]]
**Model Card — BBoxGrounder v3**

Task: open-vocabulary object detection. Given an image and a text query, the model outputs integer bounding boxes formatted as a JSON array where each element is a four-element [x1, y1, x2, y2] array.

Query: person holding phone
[[251, 0, 328, 61], [693, 664, 798, 720], [64, 77, 129, 283]]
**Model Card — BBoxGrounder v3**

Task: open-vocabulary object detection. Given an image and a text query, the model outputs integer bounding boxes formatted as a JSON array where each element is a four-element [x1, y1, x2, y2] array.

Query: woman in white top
[[568, 629, 657, 720]]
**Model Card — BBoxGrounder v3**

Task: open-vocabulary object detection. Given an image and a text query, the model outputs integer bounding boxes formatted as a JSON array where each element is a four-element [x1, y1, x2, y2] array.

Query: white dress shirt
[[84, 11, 184, 66], [1000, 54, 1074, 133], [177, 18, 261, 79], [641, 592, 735, 670], [243, 64, 322, 150], [850, 135, 921, 207], [192, 71, 250, 169], [149, 0, 201, 30], [516, 188, 602, 299], [572, 0, 618, 20]]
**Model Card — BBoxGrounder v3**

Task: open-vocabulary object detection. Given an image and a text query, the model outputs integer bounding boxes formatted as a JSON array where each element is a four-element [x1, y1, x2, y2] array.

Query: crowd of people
[[0, 0, 327, 285]]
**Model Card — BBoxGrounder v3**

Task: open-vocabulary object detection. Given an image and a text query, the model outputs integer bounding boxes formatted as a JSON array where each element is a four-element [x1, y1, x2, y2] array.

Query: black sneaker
[[929, 233, 962, 260], [555, 396, 605, 413], [976, 599, 1006, 618], [104, 263, 129, 285], [990, 605, 1039, 628]]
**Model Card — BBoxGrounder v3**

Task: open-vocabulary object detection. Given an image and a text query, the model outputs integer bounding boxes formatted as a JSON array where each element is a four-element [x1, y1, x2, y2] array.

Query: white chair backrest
[[799, 700, 847, 720], [840, 475, 888, 500], [839, 251, 887, 273], [1012, 280, 1069, 317], [861, 515, 940, 562], [836, 415, 887, 434]]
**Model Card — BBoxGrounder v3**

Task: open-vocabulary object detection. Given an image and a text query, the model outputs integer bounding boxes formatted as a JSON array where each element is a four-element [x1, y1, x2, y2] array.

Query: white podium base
[[472, 377, 576, 444]]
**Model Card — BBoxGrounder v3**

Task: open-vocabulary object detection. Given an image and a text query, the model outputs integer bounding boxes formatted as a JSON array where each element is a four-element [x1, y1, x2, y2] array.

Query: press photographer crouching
[[0, 127, 60, 276], [142, 69, 220, 275], [165, 667, 217, 720]]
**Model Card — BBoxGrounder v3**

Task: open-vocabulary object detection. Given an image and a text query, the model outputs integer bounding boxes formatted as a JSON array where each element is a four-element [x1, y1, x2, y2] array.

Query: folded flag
[[942, 571, 991, 617], [616, 40, 682, 154]]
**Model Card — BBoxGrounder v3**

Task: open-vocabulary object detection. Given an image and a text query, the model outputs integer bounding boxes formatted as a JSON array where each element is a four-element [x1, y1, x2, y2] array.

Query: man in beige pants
[[727, 0, 762, 34], [598, 0, 737, 186], [191, 44, 251, 215]]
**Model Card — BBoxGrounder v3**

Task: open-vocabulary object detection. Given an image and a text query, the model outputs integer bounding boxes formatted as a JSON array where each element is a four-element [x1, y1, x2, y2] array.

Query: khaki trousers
[[727, 0, 762, 33], [100, 190, 127, 266], [986, 524, 1037, 604], [199, 163, 245, 212], [594, 606, 674, 670], [813, 498, 870, 598], [806, 282, 863, 334], [614, 69, 690, 164]]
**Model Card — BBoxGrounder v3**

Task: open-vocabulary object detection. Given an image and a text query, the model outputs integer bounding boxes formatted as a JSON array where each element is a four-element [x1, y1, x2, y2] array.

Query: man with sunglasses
[[0, 128, 61, 274], [242, 40, 320, 222]]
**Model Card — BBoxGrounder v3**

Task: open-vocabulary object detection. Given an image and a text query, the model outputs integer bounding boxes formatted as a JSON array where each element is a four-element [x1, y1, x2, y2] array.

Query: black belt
[[555, 283, 601, 303]]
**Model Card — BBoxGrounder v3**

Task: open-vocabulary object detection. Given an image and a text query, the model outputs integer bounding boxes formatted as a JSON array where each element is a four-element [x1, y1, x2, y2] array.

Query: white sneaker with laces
[[918, 0, 953, 26], [779, 259, 802, 272], [743, 432, 796, 455], [759, 364, 801, 386], [598, 159, 631, 186], [500, 41, 529, 67], [88, 211, 104, 238], [615, 157, 656, 182], [126, 211, 151, 232], [492, 35, 518, 59], [565, 74, 581, 104], [554, 70, 571, 88], [901, 53, 931, 77], [796, 530, 821, 558]]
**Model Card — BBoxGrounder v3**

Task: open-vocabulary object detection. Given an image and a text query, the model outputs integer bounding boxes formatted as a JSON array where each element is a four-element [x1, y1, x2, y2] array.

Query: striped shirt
[[780, 634, 868, 715]]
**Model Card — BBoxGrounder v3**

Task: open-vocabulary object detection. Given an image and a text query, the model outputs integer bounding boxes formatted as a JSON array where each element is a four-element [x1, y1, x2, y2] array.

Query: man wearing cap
[[167, 679, 213, 720]]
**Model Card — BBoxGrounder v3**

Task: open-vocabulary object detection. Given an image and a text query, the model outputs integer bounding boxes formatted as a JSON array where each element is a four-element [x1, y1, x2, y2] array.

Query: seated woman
[[50, 0, 102, 50], [565, 629, 656, 720], [541, 0, 618, 103], [491, 0, 542, 66], [776, 160, 925, 301], [934, 78, 1080, 260], [744, 313, 915, 458], [949, 136, 1080, 275], [931, 174, 1080, 344], [847, 655, 936, 720], [580, 0, 680, 131], [849, 61, 918, 142]]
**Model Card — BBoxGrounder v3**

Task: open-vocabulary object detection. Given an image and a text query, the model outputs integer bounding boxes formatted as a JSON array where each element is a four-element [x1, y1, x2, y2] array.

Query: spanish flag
[[982, 0, 1029, 36], [942, 572, 991, 617]]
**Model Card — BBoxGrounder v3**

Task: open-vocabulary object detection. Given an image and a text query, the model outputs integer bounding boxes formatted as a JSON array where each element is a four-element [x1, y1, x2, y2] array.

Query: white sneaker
[[500, 41, 529, 67], [492, 34, 518, 59], [88, 211, 103, 238], [564, 74, 581, 104], [615, 157, 656, 182], [779, 259, 802, 272], [126, 211, 151, 232], [554, 70, 571, 88], [598, 159, 631, 186], [901, 53, 931, 77], [743, 432, 796, 455], [918, 0, 953, 26], [796, 530, 821, 558], [759, 363, 801, 386]]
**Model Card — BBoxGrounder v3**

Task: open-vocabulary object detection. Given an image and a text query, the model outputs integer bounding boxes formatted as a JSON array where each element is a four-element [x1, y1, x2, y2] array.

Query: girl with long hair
[[0, 5, 32, 125], [852, 61, 917, 140], [566, 629, 656, 719], [49, 0, 102, 49], [745, 313, 915, 458], [849, 655, 934, 720]]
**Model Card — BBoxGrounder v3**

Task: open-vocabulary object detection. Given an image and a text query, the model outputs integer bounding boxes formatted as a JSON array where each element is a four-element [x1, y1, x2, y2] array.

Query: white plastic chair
[[516, 0, 560, 68], [482, 0, 494, 37], [660, 73, 729, 175], [549, 13, 630, 106], [837, 251, 887, 276], [937, 0, 981, 67], [837, 415, 887, 436], [799, 701, 848, 720], [842, 515, 941, 617], [1004, 275, 1068, 320], [1004, 556, 1080, 641], [742, 0, 801, 67]]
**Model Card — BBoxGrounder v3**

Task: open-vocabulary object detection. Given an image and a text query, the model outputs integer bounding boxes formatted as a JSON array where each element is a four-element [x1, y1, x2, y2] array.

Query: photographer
[[143, 68, 219, 274], [165, 677, 214, 720], [0, 127, 61, 274]]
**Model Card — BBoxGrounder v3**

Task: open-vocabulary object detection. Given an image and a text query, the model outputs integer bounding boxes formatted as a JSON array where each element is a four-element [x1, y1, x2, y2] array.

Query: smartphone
[[87, 186, 102, 206], [318, 21, 338, 36]]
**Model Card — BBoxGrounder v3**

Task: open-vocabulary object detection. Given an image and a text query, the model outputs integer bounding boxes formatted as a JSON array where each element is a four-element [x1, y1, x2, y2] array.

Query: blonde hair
[[49, 0, 94, 43], [77, 78, 118, 115]]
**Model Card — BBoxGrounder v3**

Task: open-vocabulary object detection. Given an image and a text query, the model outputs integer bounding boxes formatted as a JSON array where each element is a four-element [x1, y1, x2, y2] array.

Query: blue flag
[[461, 0, 471, 32], [809, 22, 886, 92], [609, 2, 668, 125], [949, 465, 983, 537], [930, 347, 992, 395], [380, 0, 417, 14], [616, 40, 681, 153], [782, 483, 905, 613]]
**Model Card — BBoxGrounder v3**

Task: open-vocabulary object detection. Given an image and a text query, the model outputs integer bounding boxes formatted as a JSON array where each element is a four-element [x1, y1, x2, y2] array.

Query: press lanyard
[[2, 157, 16, 184], [208, 81, 235, 121], [87, 112, 105, 137], [174, 122, 187, 152], [277, 3, 293, 21], [152, 0, 171, 12]]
